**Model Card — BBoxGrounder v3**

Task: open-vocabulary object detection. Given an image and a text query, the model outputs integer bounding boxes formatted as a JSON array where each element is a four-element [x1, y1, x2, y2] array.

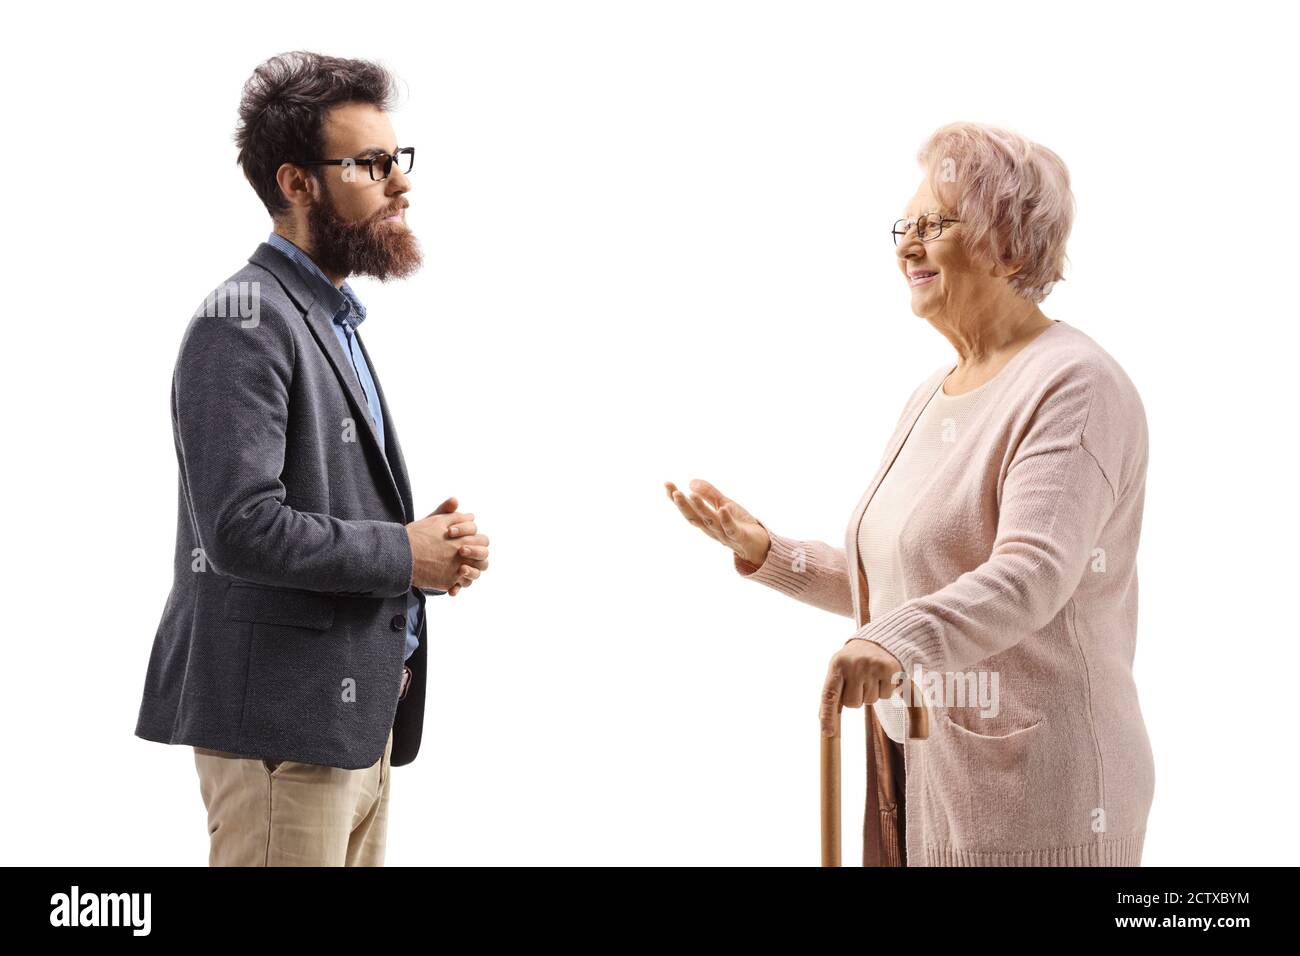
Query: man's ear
[[275, 162, 317, 210]]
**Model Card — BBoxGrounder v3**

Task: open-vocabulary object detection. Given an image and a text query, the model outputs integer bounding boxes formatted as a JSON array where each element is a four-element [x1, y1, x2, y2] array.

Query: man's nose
[[386, 167, 411, 195]]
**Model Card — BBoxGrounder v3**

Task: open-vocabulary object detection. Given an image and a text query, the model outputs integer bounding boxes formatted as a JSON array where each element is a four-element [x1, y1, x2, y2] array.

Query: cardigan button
[[390, 614, 406, 631]]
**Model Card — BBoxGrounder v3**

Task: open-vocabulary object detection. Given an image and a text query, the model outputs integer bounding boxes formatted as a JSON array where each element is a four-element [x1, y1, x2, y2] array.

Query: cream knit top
[[857, 377, 992, 743]]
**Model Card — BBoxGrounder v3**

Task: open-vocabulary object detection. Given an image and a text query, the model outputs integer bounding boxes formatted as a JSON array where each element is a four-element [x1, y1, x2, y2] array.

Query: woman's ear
[[992, 253, 1025, 279]]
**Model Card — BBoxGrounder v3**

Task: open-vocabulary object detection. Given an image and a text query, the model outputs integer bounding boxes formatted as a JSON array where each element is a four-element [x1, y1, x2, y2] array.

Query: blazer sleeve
[[172, 303, 413, 597], [847, 368, 1120, 675], [733, 520, 854, 619]]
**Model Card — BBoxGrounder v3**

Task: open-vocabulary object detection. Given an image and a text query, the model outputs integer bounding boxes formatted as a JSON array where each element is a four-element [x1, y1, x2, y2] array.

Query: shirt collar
[[266, 232, 367, 330]]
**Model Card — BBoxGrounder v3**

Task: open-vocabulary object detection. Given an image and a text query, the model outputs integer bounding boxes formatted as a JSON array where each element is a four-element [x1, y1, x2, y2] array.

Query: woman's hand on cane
[[820, 639, 906, 737]]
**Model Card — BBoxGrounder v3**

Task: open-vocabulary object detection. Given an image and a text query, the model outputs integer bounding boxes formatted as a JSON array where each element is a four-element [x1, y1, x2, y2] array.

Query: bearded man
[[134, 51, 490, 866]]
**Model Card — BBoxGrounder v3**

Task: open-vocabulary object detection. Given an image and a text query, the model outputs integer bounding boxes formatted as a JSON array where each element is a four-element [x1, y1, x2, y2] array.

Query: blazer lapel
[[355, 332, 429, 622], [248, 243, 405, 514], [354, 331, 415, 523]]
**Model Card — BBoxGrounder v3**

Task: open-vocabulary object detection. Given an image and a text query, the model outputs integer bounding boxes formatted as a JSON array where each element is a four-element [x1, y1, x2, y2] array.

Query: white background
[[2, 0, 1296, 866]]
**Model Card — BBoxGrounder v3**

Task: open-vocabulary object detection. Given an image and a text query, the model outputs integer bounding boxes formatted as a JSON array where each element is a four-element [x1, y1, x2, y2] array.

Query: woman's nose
[[896, 236, 922, 263]]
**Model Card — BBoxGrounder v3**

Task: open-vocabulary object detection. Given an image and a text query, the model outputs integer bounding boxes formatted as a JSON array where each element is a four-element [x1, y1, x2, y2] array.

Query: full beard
[[306, 182, 423, 282]]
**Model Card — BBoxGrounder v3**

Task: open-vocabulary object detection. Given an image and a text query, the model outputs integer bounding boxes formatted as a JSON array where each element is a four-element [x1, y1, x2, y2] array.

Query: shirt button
[[390, 614, 406, 631]]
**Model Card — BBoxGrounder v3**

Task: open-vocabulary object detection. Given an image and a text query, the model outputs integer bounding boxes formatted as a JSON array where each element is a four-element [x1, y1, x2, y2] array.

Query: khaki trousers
[[193, 729, 393, 866]]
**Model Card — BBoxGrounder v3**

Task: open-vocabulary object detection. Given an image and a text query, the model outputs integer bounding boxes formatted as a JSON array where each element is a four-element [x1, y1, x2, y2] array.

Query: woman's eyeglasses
[[892, 213, 959, 246]]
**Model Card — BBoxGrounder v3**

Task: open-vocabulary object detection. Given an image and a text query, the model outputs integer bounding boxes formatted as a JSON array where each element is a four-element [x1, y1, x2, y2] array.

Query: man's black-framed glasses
[[295, 147, 415, 182], [892, 213, 959, 246]]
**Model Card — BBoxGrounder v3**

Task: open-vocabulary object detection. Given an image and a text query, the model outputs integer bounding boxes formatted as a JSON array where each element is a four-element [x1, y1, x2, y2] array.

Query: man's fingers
[[447, 518, 477, 537], [456, 544, 489, 560], [428, 496, 458, 516], [821, 669, 845, 737]]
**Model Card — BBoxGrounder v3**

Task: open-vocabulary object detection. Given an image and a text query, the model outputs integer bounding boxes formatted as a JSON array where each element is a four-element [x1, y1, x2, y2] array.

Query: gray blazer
[[135, 242, 436, 770]]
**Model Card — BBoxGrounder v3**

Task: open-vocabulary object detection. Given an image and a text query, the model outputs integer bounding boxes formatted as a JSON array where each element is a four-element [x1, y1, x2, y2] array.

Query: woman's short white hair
[[918, 122, 1075, 303]]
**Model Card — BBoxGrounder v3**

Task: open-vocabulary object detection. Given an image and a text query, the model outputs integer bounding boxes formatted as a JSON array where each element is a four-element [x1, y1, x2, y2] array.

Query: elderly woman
[[666, 121, 1154, 867]]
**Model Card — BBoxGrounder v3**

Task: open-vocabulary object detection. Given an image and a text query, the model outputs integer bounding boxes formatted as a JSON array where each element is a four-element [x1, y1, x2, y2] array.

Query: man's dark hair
[[235, 51, 397, 217]]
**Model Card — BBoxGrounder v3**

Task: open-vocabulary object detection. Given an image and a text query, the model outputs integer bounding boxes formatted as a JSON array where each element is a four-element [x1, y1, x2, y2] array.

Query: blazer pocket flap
[[224, 583, 336, 630]]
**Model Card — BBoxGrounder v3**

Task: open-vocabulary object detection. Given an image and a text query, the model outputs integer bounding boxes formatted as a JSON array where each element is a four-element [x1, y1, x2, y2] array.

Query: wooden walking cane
[[822, 562, 929, 867], [821, 685, 928, 866]]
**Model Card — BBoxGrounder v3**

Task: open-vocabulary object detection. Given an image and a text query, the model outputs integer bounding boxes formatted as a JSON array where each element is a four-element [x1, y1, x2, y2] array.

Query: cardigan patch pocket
[[935, 713, 1069, 846], [943, 713, 1043, 741]]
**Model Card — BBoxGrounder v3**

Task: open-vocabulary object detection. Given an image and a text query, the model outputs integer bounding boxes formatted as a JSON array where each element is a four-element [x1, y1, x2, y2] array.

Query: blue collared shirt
[[266, 232, 422, 661]]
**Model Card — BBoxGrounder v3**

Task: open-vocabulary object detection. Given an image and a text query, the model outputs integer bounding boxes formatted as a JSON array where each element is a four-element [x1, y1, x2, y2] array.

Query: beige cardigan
[[735, 320, 1155, 865]]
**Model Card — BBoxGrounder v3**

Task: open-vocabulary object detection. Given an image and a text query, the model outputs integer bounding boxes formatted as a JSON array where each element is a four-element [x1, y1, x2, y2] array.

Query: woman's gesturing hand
[[821, 639, 906, 737], [664, 478, 771, 568]]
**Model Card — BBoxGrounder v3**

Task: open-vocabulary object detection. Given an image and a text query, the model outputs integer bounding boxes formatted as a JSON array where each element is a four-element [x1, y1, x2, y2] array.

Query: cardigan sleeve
[[848, 370, 1119, 675], [733, 521, 854, 619]]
